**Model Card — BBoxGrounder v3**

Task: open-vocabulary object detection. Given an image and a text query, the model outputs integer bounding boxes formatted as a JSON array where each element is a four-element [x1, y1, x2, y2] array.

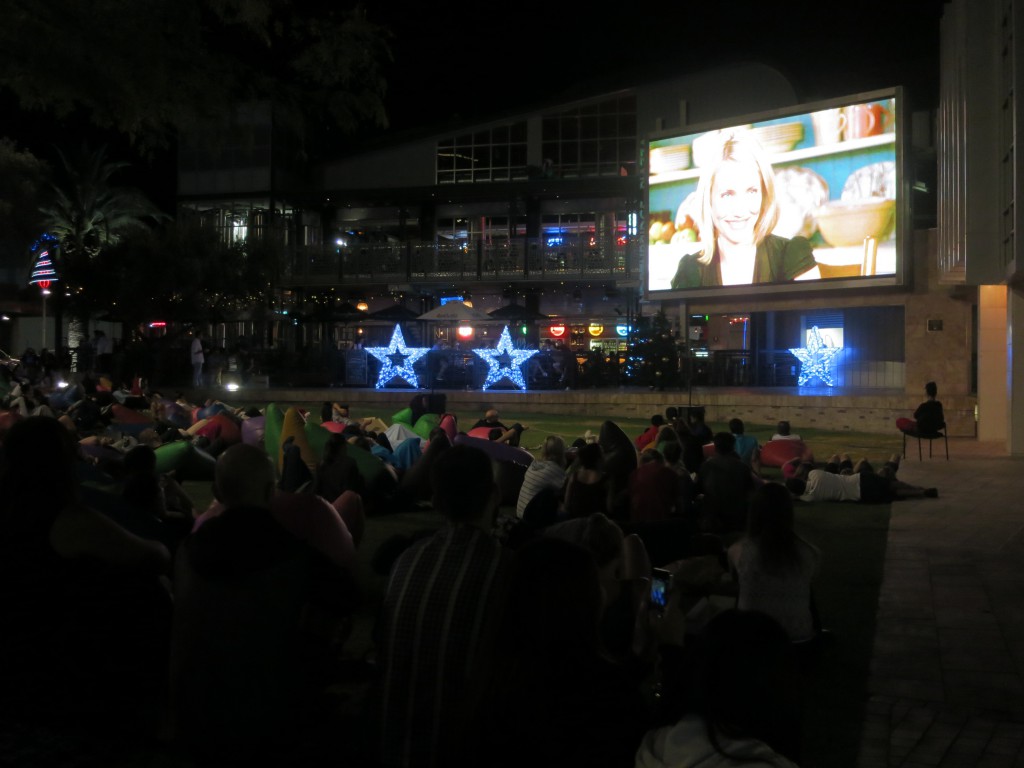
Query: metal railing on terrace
[[280, 239, 639, 286]]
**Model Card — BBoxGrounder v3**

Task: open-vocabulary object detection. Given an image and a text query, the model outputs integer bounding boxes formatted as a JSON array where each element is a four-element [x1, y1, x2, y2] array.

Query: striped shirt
[[374, 523, 511, 767]]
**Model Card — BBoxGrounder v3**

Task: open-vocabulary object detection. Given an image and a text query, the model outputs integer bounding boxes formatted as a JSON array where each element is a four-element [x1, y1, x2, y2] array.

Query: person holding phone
[[670, 131, 821, 289]]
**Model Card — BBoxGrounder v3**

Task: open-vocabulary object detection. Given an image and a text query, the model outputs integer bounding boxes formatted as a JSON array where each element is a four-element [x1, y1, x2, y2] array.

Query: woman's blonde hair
[[694, 130, 780, 265]]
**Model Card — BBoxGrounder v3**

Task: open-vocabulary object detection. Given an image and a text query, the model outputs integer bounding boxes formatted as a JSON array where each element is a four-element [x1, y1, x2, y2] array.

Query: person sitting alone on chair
[[914, 381, 945, 435]]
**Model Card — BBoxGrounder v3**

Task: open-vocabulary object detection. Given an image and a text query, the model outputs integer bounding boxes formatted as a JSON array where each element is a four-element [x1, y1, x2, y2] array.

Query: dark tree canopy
[[0, 0, 392, 154]]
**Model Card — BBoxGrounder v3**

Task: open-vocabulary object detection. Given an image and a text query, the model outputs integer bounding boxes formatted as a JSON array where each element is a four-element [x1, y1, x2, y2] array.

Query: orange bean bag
[[759, 439, 810, 468]]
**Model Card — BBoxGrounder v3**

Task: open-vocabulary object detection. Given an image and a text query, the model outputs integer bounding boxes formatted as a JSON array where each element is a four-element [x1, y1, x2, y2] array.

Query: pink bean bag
[[468, 426, 500, 440], [321, 420, 346, 433], [438, 413, 458, 442]]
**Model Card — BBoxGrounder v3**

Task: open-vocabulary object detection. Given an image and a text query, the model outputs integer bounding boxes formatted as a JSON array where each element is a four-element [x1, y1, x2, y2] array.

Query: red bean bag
[[468, 426, 500, 440], [210, 412, 242, 446], [702, 442, 716, 458], [759, 439, 810, 468], [321, 420, 346, 433]]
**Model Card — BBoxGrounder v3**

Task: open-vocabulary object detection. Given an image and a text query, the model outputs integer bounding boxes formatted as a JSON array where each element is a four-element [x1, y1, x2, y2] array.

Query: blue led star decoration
[[474, 326, 539, 390], [366, 324, 431, 389], [789, 326, 843, 386]]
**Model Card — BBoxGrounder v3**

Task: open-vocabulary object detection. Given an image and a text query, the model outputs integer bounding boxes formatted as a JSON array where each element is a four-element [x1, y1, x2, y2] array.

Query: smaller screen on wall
[[646, 89, 902, 298]]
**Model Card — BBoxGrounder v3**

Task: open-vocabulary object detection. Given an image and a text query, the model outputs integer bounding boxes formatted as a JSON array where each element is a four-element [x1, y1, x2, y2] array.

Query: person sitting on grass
[[784, 453, 937, 503], [727, 483, 822, 648], [771, 420, 802, 441], [472, 408, 527, 446], [729, 417, 761, 472]]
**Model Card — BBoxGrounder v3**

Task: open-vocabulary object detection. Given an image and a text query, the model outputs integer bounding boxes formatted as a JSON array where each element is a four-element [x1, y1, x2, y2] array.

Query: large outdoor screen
[[646, 89, 903, 298]]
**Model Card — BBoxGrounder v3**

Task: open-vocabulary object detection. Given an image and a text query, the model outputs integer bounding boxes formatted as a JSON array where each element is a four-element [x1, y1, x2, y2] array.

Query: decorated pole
[[28, 244, 59, 350]]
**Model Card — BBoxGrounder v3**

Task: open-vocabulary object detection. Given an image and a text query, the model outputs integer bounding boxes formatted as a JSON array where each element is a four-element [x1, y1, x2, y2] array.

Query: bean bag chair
[[347, 442, 397, 507], [241, 415, 265, 447], [304, 419, 332, 464], [598, 420, 638, 519], [270, 491, 356, 570], [392, 437, 424, 473], [278, 406, 317, 473], [468, 426, 501, 441], [209, 412, 242, 446], [493, 458, 528, 508], [759, 439, 810, 468], [599, 420, 637, 483], [412, 412, 442, 440], [262, 403, 286, 466], [391, 407, 415, 427], [160, 401, 194, 430], [453, 433, 533, 467], [153, 440, 216, 481], [111, 403, 153, 425], [702, 442, 716, 458], [321, 420, 346, 434], [438, 413, 458, 442], [385, 422, 419, 451], [197, 402, 231, 420]]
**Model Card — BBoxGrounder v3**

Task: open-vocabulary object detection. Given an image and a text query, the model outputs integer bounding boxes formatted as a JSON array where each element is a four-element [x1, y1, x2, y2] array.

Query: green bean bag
[[412, 412, 442, 440], [154, 440, 216, 481], [391, 407, 415, 427], [263, 403, 285, 467], [304, 418, 332, 464]]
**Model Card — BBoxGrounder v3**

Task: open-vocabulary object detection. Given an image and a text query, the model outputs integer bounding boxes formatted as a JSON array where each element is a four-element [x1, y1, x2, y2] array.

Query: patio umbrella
[[486, 303, 549, 323], [366, 304, 421, 322], [417, 302, 492, 322], [313, 301, 367, 323]]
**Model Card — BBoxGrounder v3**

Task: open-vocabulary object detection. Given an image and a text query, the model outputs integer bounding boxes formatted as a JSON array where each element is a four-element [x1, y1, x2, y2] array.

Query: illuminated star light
[[789, 326, 843, 386], [366, 324, 431, 389], [474, 326, 539, 390]]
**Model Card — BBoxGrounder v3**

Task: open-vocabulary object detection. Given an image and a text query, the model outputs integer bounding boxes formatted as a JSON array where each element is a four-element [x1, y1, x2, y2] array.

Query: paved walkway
[[855, 438, 1024, 767]]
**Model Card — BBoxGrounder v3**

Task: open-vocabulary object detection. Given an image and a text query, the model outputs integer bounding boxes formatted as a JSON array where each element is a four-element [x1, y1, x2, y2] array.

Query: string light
[[474, 326, 538, 390], [789, 326, 843, 386], [366, 324, 431, 389]]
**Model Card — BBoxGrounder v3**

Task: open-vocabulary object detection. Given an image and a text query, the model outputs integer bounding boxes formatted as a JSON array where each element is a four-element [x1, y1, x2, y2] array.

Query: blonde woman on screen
[[670, 131, 821, 289]]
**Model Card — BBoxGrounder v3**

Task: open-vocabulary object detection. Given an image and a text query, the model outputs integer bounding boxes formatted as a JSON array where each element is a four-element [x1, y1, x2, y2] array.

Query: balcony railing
[[280, 238, 638, 286]]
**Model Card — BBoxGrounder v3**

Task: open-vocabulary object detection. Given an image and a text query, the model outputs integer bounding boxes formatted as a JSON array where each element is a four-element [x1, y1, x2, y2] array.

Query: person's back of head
[[746, 482, 799, 573], [541, 434, 566, 465], [925, 381, 938, 399], [0, 415, 79, 514], [712, 431, 736, 456], [662, 440, 683, 466], [784, 477, 807, 497], [776, 420, 791, 437], [576, 441, 604, 471], [651, 414, 665, 427], [665, 406, 679, 421], [214, 444, 276, 509], [729, 417, 744, 435], [431, 444, 496, 523], [677, 609, 801, 761]]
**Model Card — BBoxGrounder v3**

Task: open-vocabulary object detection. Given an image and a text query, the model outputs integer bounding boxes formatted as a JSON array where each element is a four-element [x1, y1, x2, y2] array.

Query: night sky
[[380, 2, 948, 133], [1, 1, 949, 209]]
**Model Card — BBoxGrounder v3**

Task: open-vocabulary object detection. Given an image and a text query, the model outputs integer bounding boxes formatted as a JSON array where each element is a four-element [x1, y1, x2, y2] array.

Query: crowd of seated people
[[0, 397, 923, 766]]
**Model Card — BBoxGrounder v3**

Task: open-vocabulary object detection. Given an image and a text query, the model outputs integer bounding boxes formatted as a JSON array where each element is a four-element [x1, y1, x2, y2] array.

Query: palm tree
[[39, 143, 169, 356]]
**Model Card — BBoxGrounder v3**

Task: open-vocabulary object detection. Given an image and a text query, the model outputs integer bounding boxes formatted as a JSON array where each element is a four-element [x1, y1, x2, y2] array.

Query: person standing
[[190, 331, 205, 388], [93, 330, 113, 375]]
